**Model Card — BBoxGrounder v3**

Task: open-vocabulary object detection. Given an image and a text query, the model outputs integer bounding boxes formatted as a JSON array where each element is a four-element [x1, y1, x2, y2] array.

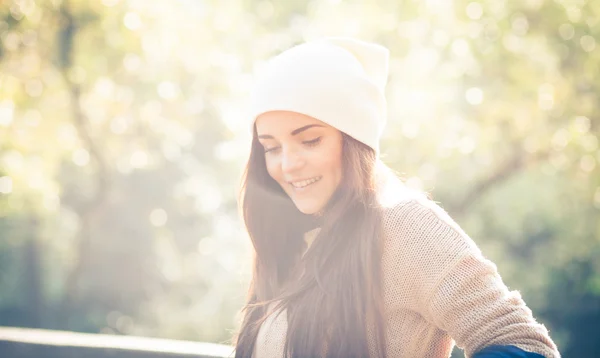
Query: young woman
[[233, 37, 560, 358]]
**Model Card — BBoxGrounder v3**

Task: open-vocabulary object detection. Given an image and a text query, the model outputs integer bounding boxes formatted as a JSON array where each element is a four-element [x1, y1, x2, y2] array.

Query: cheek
[[326, 142, 344, 180], [316, 147, 343, 183], [331, 156, 343, 183], [265, 157, 281, 181]]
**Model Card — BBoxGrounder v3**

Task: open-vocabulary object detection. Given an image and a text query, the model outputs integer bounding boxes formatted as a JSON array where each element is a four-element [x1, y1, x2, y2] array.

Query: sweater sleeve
[[473, 345, 546, 357], [386, 199, 560, 358]]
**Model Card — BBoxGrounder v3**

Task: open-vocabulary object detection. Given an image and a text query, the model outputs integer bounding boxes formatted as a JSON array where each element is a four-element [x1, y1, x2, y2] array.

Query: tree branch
[[56, 0, 110, 329], [448, 146, 551, 218]]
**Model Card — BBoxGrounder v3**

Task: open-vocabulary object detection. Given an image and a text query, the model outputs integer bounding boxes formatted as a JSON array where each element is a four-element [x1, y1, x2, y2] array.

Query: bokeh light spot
[[124, 12, 142, 31], [551, 128, 570, 150], [538, 83, 554, 110], [580, 35, 596, 52], [459, 136, 476, 154], [130, 150, 149, 168], [110, 116, 130, 135], [559, 23, 574, 40], [256, 1, 274, 20], [451, 38, 470, 57], [0, 100, 14, 127], [150, 208, 168, 227], [72, 148, 90, 167], [566, 6, 581, 23], [579, 155, 596, 173], [157, 82, 180, 101], [580, 134, 598, 152], [0, 176, 13, 194], [511, 13, 529, 36], [24, 109, 41, 127], [25, 79, 43, 97], [102, 0, 120, 6], [466, 2, 483, 20], [465, 87, 484, 105], [573, 116, 590, 133], [123, 53, 141, 72], [594, 187, 600, 209]]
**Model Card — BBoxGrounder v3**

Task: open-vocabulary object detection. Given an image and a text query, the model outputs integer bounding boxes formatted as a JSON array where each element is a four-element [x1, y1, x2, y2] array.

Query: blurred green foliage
[[0, 0, 599, 356]]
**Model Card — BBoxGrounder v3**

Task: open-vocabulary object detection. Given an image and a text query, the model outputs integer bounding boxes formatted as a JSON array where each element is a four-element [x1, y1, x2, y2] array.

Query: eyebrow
[[257, 124, 324, 140]]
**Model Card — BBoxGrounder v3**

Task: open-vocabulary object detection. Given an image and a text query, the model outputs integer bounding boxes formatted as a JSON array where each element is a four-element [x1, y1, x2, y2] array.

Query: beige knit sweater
[[252, 193, 560, 358]]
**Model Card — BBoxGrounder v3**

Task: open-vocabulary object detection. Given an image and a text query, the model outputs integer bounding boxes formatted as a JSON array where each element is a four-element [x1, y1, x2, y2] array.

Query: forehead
[[255, 111, 328, 135]]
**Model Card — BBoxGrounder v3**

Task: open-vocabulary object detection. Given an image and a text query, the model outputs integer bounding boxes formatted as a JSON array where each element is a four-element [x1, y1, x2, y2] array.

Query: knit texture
[[252, 195, 560, 358]]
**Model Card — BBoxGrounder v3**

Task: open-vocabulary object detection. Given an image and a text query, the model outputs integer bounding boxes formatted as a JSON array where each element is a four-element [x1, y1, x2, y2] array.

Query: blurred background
[[0, 0, 599, 357]]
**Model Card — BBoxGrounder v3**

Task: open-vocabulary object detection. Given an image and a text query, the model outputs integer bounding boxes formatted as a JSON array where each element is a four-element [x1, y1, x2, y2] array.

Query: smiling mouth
[[289, 176, 322, 189]]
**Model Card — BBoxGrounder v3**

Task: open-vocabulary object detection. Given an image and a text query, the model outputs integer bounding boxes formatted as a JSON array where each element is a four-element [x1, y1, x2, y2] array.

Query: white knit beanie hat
[[249, 37, 390, 154]]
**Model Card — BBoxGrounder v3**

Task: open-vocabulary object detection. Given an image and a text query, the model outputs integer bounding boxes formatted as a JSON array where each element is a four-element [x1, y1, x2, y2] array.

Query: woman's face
[[255, 111, 344, 215]]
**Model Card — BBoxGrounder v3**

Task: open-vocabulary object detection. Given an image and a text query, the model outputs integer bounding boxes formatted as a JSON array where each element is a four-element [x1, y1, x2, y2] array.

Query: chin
[[294, 201, 324, 215], [296, 206, 320, 215]]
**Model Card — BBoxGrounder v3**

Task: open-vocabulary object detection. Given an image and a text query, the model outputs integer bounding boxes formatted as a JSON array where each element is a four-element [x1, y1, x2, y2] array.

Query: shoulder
[[378, 193, 496, 312], [378, 188, 483, 278], [373, 162, 481, 260], [380, 195, 468, 241], [374, 163, 462, 235]]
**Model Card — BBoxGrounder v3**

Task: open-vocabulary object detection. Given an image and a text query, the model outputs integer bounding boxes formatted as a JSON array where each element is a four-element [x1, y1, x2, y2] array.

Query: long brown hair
[[233, 126, 388, 358]]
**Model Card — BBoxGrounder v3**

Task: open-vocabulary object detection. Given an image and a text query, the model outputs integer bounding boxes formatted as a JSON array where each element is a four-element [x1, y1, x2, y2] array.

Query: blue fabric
[[473, 345, 546, 358]]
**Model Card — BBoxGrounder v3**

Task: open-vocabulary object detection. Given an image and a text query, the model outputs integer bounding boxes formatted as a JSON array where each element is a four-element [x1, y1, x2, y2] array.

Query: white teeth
[[291, 176, 321, 188]]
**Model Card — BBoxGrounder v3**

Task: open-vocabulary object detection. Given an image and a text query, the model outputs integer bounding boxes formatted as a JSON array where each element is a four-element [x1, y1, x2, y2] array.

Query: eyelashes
[[263, 137, 323, 153], [303, 136, 322, 147]]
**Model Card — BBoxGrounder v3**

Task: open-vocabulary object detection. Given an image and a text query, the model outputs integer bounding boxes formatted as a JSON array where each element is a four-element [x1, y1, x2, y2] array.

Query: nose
[[281, 146, 305, 174]]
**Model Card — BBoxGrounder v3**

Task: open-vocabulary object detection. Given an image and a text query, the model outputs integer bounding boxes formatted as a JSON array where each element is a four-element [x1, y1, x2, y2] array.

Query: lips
[[289, 176, 322, 189]]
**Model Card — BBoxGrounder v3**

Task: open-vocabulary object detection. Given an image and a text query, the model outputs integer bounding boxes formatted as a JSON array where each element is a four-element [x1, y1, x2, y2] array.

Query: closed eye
[[264, 146, 280, 154], [303, 137, 322, 147], [263, 137, 321, 154]]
